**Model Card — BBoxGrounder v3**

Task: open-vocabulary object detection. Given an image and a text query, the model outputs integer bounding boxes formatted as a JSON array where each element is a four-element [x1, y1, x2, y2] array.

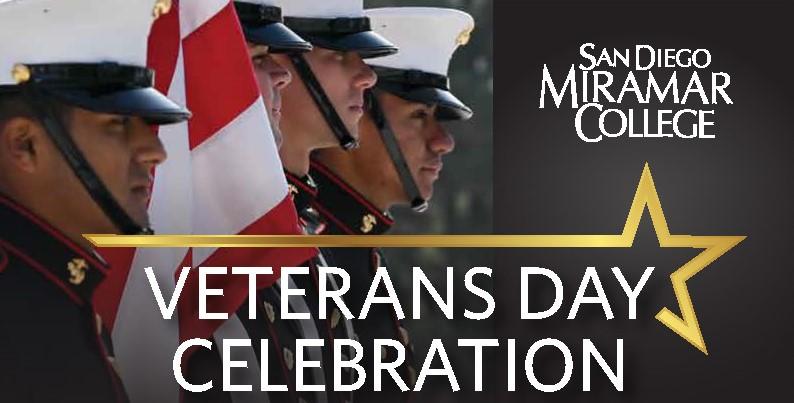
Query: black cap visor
[[377, 82, 473, 121], [243, 22, 312, 53], [299, 30, 397, 59], [49, 86, 191, 125]]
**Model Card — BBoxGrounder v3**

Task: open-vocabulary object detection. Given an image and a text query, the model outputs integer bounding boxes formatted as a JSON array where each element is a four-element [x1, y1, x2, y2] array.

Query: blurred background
[[364, 0, 493, 399]]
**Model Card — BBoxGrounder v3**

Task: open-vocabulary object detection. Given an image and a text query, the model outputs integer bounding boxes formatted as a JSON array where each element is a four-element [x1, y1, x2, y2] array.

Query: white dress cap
[[365, 7, 474, 77], [233, 0, 312, 52], [0, 0, 165, 86], [274, 0, 364, 19]]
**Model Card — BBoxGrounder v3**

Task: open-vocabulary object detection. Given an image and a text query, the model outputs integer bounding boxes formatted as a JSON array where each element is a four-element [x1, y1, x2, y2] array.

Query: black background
[[493, 0, 794, 401]]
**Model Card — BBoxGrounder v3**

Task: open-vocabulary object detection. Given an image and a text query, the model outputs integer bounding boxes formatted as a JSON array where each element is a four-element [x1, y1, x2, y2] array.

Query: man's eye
[[411, 109, 430, 120], [252, 56, 265, 67], [108, 117, 130, 132]]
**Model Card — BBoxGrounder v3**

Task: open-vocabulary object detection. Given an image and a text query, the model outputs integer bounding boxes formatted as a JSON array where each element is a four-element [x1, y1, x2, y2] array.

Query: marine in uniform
[[183, 3, 327, 403], [310, 7, 475, 400], [271, 0, 396, 234], [272, 1, 397, 402], [0, 0, 189, 401], [237, 0, 312, 149], [237, 4, 322, 403]]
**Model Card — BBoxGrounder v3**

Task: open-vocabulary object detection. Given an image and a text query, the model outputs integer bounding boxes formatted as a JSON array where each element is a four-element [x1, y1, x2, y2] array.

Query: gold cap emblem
[[360, 214, 377, 233], [153, 0, 172, 19], [67, 258, 88, 285], [11, 64, 30, 84], [456, 26, 474, 46]]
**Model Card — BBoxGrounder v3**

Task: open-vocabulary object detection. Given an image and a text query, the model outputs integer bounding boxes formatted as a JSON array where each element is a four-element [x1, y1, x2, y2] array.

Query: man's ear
[[0, 117, 43, 173]]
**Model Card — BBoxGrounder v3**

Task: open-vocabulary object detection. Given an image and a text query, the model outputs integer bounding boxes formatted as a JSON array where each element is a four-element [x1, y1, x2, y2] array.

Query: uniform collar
[[0, 194, 109, 306], [284, 169, 318, 214], [309, 160, 394, 235]]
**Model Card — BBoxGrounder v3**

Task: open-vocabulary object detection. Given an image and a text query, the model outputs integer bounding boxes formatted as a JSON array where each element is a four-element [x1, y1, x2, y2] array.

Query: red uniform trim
[[0, 195, 108, 274], [0, 245, 8, 273], [0, 239, 84, 306], [285, 172, 319, 197], [310, 161, 394, 225], [311, 201, 356, 235]]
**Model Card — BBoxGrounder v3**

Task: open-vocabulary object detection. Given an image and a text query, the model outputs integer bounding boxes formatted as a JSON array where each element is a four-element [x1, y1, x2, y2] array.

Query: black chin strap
[[367, 90, 428, 212], [23, 85, 153, 235], [289, 53, 359, 150]]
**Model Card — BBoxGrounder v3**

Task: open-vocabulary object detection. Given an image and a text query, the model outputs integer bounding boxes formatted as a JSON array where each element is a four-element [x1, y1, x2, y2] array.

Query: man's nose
[[428, 121, 455, 156], [352, 55, 377, 90], [132, 119, 167, 168], [266, 55, 292, 90]]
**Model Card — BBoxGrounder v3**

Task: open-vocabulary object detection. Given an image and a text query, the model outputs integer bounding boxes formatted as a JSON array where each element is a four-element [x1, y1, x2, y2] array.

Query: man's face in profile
[[248, 43, 292, 149]]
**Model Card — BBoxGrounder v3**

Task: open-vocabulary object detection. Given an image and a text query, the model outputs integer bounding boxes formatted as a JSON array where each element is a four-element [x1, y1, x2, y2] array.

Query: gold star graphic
[[86, 163, 744, 354], [600, 162, 746, 355]]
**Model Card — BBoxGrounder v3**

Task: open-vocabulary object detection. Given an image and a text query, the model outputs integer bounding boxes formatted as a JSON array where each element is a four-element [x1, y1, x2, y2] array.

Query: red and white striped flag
[[93, 1, 316, 400]]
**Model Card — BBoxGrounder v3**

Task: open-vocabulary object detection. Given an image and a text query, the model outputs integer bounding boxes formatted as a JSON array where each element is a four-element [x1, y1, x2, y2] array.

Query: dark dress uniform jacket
[[309, 161, 417, 402], [185, 172, 355, 403], [0, 195, 126, 403], [286, 171, 357, 403]]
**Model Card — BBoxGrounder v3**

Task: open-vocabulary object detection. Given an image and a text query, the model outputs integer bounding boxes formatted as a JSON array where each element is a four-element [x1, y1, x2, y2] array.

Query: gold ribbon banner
[[82, 164, 746, 355], [83, 234, 637, 248]]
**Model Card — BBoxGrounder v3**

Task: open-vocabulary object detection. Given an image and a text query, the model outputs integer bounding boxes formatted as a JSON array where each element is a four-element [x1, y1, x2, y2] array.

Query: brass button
[[67, 258, 88, 285], [360, 214, 377, 233], [331, 309, 341, 329], [283, 347, 294, 371], [263, 301, 275, 323], [95, 313, 103, 335]]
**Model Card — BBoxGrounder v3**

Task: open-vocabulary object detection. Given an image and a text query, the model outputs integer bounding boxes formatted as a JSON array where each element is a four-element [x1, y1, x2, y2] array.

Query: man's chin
[[422, 191, 433, 203], [416, 175, 437, 200], [415, 185, 434, 204], [343, 122, 360, 139], [128, 209, 152, 232]]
